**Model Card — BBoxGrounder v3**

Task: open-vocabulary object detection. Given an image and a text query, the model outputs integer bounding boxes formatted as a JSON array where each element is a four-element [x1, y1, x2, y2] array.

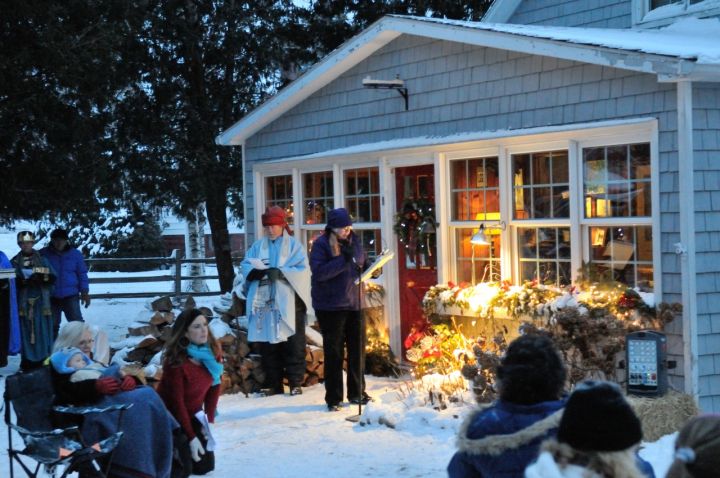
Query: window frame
[[632, 0, 720, 27]]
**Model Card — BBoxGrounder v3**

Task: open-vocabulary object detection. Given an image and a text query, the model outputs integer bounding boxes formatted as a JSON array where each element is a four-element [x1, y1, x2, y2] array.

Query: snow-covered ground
[[0, 225, 678, 477]]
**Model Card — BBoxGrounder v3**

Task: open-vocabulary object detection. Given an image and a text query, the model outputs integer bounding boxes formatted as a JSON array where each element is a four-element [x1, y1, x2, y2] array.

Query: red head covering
[[261, 206, 293, 235]]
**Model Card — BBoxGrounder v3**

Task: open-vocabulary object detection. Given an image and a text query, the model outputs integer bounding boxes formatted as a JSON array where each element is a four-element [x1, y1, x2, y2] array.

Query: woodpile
[[111, 292, 325, 396]]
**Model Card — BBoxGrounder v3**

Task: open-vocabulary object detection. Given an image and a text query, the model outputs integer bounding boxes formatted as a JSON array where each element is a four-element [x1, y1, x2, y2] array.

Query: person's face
[[77, 330, 95, 356], [264, 224, 283, 240], [19, 241, 34, 254], [333, 226, 352, 241], [67, 353, 86, 370], [52, 237, 68, 250], [185, 315, 209, 345]]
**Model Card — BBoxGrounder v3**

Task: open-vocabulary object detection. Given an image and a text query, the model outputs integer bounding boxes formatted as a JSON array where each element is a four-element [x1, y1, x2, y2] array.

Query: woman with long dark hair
[[158, 309, 223, 476]]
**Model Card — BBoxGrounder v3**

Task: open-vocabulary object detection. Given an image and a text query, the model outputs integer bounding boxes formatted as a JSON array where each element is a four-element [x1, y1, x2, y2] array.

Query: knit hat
[[558, 380, 642, 452], [50, 228, 69, 240], [261, 206, 287, 226], [50, 347, 92, 374], [327, 208, 352, 228]]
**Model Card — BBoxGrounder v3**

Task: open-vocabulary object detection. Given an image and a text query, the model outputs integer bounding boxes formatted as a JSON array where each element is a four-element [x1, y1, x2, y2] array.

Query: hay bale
[[627, 390, 699, 442]]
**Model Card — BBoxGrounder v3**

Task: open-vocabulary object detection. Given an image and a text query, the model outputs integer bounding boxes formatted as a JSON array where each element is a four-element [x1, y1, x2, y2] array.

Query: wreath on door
[[393, 198, 437, 251]]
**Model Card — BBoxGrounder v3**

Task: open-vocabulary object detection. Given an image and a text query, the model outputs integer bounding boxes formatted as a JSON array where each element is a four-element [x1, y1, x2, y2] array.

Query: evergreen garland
[[392, 198, 437, 251]]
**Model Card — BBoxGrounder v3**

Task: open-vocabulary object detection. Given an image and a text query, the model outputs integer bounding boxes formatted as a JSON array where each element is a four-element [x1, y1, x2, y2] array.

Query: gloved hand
[[95, 377, 121, 395], [266, 268, 282, 281], [81, 292, 91, 308], [120, 375, 137, 391], [340, 242, 354, 262], [189, 437, 205, 462], [246, 268, 267, 281]]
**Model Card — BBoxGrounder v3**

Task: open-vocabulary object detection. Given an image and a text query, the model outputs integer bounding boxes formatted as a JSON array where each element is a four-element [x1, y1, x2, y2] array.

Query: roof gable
[[217, 15, 720, 146]]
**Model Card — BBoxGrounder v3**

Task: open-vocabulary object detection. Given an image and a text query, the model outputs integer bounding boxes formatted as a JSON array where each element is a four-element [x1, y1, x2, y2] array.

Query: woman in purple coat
[[309, 208, 371, 411]]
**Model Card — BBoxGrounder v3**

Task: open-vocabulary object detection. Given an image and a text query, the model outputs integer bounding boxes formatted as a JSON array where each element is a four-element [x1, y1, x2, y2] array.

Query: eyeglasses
[[78, 339, 95, 347]]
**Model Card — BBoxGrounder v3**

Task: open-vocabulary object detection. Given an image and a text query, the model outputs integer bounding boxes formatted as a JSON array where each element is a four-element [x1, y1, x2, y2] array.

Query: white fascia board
[[481, 0, 523, 23], [387, 16, 697, 78], [215, 25, 401, 146]]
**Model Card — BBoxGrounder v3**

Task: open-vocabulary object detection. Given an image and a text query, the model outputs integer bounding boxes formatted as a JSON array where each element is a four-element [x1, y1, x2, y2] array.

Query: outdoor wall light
[[362, 75, 409, 110]]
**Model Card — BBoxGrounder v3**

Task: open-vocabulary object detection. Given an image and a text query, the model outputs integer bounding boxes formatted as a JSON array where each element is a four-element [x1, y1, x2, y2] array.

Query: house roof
[[216, 15, 720, 146]]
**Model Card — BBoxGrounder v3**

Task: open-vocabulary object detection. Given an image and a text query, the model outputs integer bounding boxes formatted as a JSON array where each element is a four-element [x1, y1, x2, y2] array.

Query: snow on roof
[[409, 15, 720, 65], [217, 15, 720, 146]]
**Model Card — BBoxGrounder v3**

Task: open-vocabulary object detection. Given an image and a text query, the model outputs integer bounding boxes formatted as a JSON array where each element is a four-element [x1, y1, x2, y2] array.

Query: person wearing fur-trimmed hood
[[240, 206, 313, 396], [447, 334, 567, 478], [524, 380, 655, 478]]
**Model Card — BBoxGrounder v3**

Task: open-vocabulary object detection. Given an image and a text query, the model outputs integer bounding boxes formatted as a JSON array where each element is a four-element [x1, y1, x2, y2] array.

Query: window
[[302, 171, 333, 225], [344, 167, 381, 223], [583, 143, 653, 291], [634, 0, 720, 26], [450, 156, 503, 284], [448, 140, 655, 292], [265, 175, 293, 225]]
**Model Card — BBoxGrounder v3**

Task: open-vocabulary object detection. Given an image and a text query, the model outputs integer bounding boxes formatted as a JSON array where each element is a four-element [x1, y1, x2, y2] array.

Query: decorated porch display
[[409, 274, 681, 406]]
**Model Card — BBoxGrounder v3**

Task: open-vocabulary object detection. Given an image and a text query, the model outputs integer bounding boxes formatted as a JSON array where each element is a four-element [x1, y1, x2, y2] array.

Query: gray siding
[[693, 83, 720, 412], [507, 0, 632, 28], [243, 34, 720, 407]]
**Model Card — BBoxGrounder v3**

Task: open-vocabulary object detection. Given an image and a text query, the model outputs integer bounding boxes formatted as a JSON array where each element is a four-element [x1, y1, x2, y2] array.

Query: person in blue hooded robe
[[0, 249, 21, 367]]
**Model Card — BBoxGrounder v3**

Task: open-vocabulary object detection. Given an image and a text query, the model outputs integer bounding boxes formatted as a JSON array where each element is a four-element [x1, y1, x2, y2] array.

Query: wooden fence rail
[[86, 249, 242, 299]]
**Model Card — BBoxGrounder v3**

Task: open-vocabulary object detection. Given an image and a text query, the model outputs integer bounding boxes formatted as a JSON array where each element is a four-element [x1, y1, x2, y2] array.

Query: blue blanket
[[80, 386, 179, 478]]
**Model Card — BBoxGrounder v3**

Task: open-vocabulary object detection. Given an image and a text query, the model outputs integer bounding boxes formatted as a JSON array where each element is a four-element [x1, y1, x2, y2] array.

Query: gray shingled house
[[217, 0, 720, 411]]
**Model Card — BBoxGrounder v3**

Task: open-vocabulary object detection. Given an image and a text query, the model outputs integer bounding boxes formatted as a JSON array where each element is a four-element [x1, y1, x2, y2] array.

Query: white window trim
[[632, 0, 720, 28]]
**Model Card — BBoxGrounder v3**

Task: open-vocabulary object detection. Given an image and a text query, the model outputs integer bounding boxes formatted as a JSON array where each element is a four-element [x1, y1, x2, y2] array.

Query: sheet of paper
[[194, 411, 217, 452], [355, 250, 395, 285], [247, 258, 268, 270]]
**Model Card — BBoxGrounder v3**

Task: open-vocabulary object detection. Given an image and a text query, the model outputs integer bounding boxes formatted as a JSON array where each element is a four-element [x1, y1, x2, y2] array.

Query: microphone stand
[[346, 256, 365, 423]]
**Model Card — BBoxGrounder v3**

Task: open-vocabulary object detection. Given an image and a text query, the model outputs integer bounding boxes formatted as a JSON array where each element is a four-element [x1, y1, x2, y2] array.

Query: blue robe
[[11, 250, 55, 362], [1, 250, 21, 364]]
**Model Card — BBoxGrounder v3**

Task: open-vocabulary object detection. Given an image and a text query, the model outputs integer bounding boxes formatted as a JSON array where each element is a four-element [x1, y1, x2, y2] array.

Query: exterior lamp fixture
[[362, 75, 409, 110], [470, 221, 506, 283]]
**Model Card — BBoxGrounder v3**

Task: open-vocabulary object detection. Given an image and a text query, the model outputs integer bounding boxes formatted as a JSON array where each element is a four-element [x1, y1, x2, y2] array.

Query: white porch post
[[677, 80, 699, 400]]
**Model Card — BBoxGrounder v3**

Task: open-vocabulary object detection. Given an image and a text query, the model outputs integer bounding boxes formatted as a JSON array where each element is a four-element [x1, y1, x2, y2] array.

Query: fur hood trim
[[456, 405, 564, 456], [525, 439, 644, 478]]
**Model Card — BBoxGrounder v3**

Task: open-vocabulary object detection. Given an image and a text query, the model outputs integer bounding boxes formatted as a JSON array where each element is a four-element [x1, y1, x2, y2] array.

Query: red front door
[[395, 165, 438, 354]]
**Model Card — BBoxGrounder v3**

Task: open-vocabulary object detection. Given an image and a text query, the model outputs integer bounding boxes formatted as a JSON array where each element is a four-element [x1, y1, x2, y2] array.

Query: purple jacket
[[41, 245, 89, 298], [309, 232, 366, 311]]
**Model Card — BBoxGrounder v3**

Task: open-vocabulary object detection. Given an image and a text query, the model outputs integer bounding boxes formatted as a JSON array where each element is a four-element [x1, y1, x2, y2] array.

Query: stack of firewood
[[111, 292, 325, 395]]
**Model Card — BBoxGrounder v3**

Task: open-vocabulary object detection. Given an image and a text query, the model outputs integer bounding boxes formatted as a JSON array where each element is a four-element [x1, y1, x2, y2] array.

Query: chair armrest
[[53, 403, 133, 415], [8, 422, 80, 437]]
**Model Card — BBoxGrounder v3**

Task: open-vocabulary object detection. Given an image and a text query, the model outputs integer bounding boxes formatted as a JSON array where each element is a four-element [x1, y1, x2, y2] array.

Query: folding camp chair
[[4, 367, 132, 478]]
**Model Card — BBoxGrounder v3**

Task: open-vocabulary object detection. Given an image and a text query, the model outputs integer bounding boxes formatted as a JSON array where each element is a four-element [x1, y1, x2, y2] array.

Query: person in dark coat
[[448, 334, 567, 478], [309, 208, 371, 411], [525, 380, 655, 478], [11, 230, 56, 371], [41, 228, 90, 334]]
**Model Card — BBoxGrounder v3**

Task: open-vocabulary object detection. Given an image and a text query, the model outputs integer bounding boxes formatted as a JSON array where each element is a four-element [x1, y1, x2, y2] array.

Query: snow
[[403, 15, 720, 65], [0, 231, 680, 477]]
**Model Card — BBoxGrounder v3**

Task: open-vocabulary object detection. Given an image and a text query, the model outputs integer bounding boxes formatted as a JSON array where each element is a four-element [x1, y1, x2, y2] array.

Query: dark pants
[[51, 295, 84, 336], [316, 309, 366, 406], [260, 299, 307, 393]]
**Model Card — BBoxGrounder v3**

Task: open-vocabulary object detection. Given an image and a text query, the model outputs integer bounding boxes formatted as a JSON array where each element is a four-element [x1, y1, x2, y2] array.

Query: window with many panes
[[449, 141, 654, 292], [265, 175, 294, 225], [450, 157, 502, 284], [512, 150, 571, 286], [344, 167, 381, 223], [582, 143, 653, 290]]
